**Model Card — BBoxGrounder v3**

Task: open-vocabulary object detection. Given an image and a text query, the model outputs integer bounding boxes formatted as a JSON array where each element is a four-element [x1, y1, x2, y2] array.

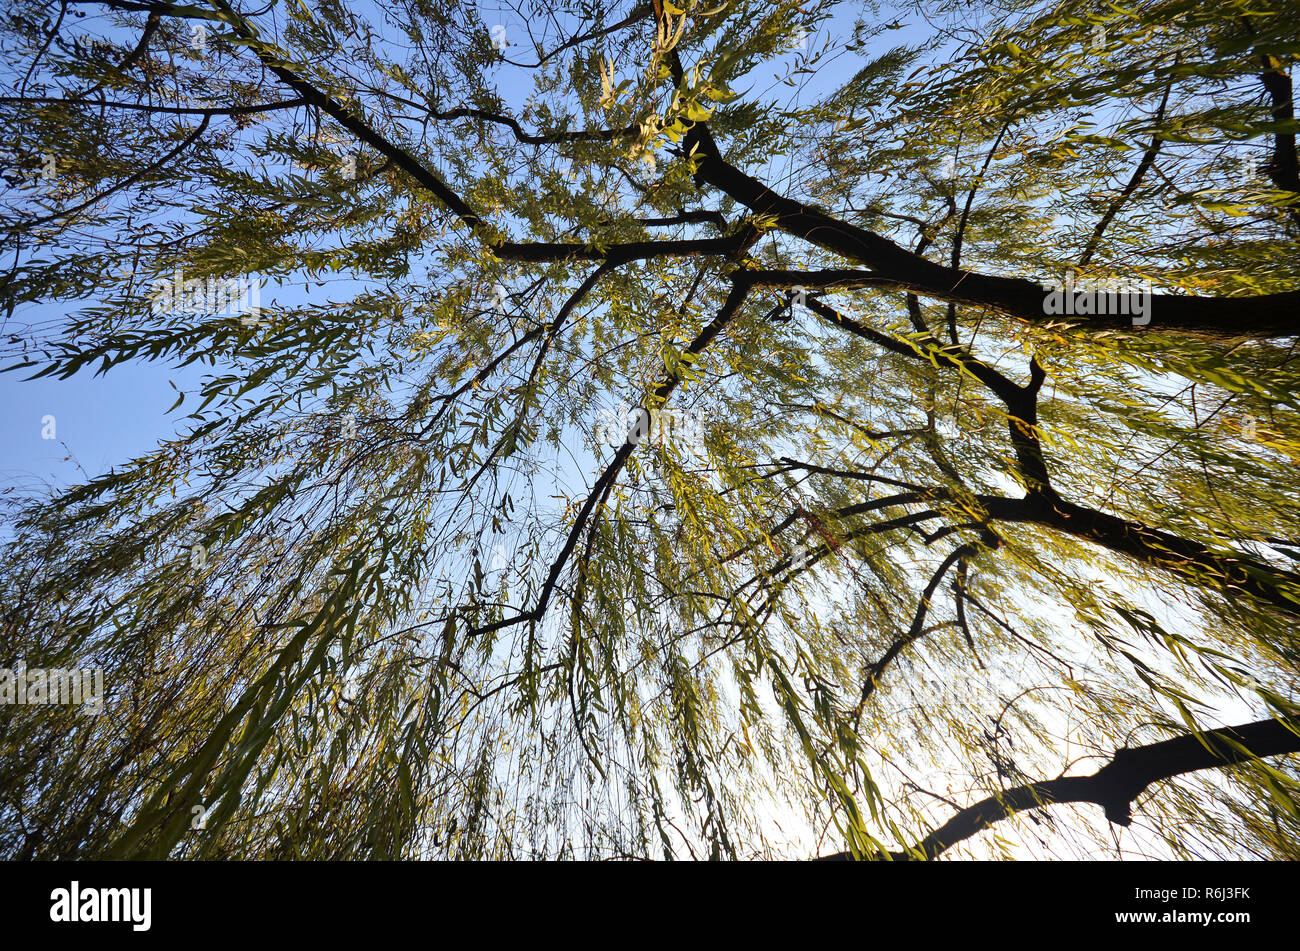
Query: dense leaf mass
[[1, 0, 1299, 860]]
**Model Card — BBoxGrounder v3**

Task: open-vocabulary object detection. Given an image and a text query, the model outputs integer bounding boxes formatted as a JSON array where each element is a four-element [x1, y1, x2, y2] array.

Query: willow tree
[[2, 0, 1299, 861]]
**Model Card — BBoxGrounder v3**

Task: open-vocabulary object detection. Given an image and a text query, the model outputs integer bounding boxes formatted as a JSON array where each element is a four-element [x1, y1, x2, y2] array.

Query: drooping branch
[[996, 493, 1300, 619], [817, 714, 1300, 860], [854, 539, 987, 716], [947, 121, 1011, 343], [773, 282, 1054, 494], [1079, 74, 1174, 266], [63, 9, 160, 104], [418, 105, 637, 146], [365, 89, 640, 145], [825, 474, 1300, 622], [808, 478, 1300, 622], [496, 227, 758, 264], [0, 95, 307, 117], [23, 113, 210, 228], [207, 0, 491, 234], [90, 1, 747, 268], [497, 1, 655, 70], [468, 275, 763, 640]]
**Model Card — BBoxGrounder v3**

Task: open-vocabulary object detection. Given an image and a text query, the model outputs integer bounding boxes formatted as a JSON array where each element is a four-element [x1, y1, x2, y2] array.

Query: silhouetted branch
[[818, 714, 1300, 860], [1080, 74, 1174, 265], [683, 119, 1300, 338]]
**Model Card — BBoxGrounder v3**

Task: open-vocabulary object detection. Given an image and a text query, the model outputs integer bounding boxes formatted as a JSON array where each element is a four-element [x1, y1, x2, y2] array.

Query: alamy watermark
[[50, 882, 150, 931], [0, 661, 104, 715], [1042, 270, 1156, 326], [593, 401, 704, 452], [150, 267, 264, 325]]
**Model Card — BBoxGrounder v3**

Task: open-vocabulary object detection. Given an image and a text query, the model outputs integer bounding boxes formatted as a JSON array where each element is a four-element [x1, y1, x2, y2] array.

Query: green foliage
[[1, 0, 1298, 860]]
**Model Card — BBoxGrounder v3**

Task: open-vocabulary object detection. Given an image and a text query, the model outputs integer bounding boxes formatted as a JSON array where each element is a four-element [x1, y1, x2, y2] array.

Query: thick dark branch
[[122, 1, 739, 265], [67, 0, 223, 17], [996, 493, 1300, 618], [762, 284, 1297, 611], [769, 281, 1046, 484], [496, 227, 758, 264], [684, 123, 1300, 338], [785, 461, 1300, 619], [632, 209, 729, 229], [0, 95, 305, 117], [207, 0, 490, 232], [1259, 60, 1300, 196], [817, 714, 1300, 860], [413, 104, 636, 145]]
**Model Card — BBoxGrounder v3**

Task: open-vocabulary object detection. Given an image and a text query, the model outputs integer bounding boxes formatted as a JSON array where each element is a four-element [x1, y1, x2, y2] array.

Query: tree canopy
[[2, 0, 1299, 860]]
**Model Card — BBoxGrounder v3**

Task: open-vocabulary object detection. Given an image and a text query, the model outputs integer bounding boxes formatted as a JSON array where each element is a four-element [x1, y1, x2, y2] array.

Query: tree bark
[[817, 714, 1300, 860], [684, 123, 1300, 339]]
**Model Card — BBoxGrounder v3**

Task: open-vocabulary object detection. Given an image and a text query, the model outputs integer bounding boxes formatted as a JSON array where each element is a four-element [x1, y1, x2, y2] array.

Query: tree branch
[[684, 122, 1300, 338], [854, 540, 985, 715], [1079, 74, 1173, 266], [817, 714, 1300, 860], [1259, 58, 1300, 198]]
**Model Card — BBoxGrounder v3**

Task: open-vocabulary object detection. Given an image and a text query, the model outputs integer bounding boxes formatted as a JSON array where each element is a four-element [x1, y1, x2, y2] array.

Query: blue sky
[[0, 359, 202, 493]]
